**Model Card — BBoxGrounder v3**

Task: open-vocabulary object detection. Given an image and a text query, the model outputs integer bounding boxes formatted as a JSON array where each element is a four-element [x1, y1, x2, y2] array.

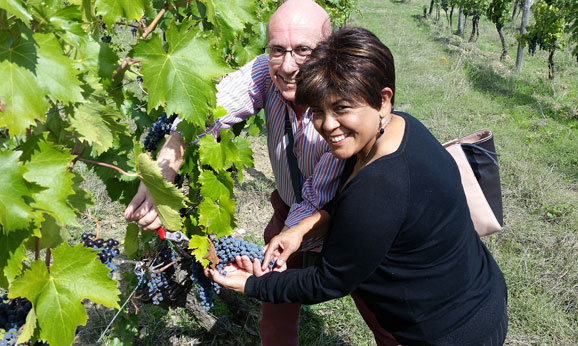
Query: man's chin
[[280, 89, 296, 102]]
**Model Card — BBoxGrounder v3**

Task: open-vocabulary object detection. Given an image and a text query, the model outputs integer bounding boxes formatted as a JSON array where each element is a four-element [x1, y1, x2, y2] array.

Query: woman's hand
[[206, 255, 287, 294], [262, 230, 303, 271]]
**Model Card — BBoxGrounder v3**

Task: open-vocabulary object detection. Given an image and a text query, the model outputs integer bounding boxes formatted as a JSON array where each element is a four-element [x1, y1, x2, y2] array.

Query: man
[[125, 1, 396, 345], [126, 1, 340, 344]]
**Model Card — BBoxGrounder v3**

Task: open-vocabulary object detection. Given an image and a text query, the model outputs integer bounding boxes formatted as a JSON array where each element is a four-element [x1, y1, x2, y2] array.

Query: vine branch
[[84, 213, 101, 239], [112, 57, 140, 79], [141, 6, 167, 39], [80, 158, 138, 177]]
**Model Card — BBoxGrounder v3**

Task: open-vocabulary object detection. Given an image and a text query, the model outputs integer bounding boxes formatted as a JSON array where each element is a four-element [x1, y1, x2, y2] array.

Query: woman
[[208, 27, 508, 345]]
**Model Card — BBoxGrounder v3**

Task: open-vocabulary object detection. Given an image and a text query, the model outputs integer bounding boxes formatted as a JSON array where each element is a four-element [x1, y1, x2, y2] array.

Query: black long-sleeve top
[[245, 112, 505, 344]]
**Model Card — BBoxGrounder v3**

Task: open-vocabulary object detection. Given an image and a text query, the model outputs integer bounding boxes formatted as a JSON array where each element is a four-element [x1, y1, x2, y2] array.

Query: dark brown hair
[[295, 27, 395, 109]]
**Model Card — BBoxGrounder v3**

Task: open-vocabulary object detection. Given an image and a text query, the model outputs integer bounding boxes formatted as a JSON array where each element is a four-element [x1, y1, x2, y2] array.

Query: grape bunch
[[143, 112, 178, 152], [0, 294, 32, 345], [81, 233, 120, 275], [189, 261, 215, 311], [146, 273, 170, 305], [213, 236, 274, 273]]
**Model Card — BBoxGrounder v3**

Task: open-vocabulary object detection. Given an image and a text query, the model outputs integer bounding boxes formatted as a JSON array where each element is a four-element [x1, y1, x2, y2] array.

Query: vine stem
[[141, 6, 167, 39], [45, 249, 51, 269], [112, 57, 140, 79], [84, 213, 101, 240], [79, 158, 138, 177], [115, 21, 141, 29]]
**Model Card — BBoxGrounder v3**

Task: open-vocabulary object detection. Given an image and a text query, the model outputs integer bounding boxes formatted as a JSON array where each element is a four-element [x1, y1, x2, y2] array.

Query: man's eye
[[271, 47, 285, 55], [295, 47, 312, 55]]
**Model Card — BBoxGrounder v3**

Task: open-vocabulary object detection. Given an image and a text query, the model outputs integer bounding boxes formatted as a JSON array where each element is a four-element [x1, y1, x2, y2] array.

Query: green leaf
[[24, 214, 68, 250], [199, 170, 232, 200], [0, 151, 36, 233], [136, 153, 188, 230], [69, 102, 124, 156], [73, 37, 118, 87], [133, 21, 232, 127], [0, 228, 28, 289], [198, 131, 239, 171], [0, 0, 33, 22], [95, 0, 147, 26], [197, 196, 235, 237], [124, 223, 140, 260], [0, 28, 49, 136], [34, 32, 83, 104], [9, 243, 120, 346], [17, 307, 37, 345], [67, 173, 94, 213], [205, 0, 256, 42], [234, 136, 254, 169], [29, 3, 86, 48], [188, 234, 210, 266], [23, 138, 78, 228]]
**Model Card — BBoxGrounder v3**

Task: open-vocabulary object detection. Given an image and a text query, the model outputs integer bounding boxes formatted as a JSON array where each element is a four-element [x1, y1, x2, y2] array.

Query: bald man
[[125, 1, 396, 345]]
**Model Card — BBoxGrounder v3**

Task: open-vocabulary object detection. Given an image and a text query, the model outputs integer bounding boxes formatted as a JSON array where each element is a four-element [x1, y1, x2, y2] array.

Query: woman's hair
[[295, 27, 395, 109]]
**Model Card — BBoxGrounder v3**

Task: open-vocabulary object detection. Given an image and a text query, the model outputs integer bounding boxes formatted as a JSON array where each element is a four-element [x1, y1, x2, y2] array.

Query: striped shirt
[[210, 54, 344, 250]]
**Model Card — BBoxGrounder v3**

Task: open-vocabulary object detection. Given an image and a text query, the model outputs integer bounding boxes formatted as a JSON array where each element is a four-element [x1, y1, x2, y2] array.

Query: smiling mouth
[[329, 134, 347, 143], [278, 75, 296, 84]]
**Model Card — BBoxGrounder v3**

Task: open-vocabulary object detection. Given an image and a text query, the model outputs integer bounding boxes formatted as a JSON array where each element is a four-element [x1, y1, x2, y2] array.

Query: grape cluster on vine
[[213, 235, 274, 273], [143, 113, 178, 152], [81, 233, 120, 275], [189, 261, 215, 311], [137, 245, 179, 305], [0, 294, 32, 345]]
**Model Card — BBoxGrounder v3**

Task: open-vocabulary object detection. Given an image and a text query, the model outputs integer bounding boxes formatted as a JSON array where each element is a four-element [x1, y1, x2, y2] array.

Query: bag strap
[[284, 107, 303, 203]]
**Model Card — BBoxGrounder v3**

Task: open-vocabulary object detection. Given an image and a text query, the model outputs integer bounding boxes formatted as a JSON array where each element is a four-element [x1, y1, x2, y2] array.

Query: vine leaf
[[133, 21, 232, 127], [34, 32, 83, 104], [24, 215, 69, 251], [0, 0, 33, 22], [136, 153, 188, 230], [205, 0, 256, 42], [124, 223, 140, 260], [23, 138, 78, 228], [95, 0, 147, 26], [17, 306, 37, 345], [199, 170, 233, 200], [0, 27, 49, 136], [73, 37, 118, 87], [197, 196, 236, 238], [68, 102, 124, 156], [0, 151, 37, 233], [189, 234, 210, 267], [0, 228, 29, 289], [30, 3, 86, 48], [198, 131, 239, 171], [9, 243, 120, 346]]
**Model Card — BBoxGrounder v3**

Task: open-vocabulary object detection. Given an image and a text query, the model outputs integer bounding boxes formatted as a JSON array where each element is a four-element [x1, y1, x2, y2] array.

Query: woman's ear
[[380, 87, 393, 112]]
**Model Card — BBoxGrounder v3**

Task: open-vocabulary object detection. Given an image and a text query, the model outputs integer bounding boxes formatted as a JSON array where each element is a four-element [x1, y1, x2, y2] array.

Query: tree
[[486, 0, 513, 60], [515, 0, 534, 70], [518, 0, 569, 78]]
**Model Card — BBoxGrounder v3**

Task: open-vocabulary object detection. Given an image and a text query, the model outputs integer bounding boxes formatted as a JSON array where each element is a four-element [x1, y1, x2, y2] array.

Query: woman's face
[[311, 93, 390, 160]]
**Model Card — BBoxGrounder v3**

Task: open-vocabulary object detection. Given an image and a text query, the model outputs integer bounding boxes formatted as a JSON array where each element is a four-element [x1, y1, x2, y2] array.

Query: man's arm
[[124, 132, 185, 230]]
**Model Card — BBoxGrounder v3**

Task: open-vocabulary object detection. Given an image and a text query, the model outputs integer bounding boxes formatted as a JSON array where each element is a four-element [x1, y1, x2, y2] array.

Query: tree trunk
[[436, 3, 441, 21], [457, 9, 465, 36], [548, 48, 555, 79], [449, 5, 455, 31], [469, 15, 479, 42], [429, 0, 435, 16], [511, 0, 520, 21], [498, 25, 507, 60], [516, 0, 534, 71]]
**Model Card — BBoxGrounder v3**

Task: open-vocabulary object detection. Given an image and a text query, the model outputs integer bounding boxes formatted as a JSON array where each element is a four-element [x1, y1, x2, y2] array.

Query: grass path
[[351, 1, 577, 344]]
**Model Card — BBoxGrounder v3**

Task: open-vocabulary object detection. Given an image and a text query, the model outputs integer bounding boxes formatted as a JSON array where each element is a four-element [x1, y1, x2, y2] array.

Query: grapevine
[[0, 0, 356, 344]]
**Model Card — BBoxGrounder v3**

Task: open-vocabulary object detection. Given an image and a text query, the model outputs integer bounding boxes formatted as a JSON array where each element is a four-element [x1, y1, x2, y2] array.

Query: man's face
[[267, 19, 323, 103]]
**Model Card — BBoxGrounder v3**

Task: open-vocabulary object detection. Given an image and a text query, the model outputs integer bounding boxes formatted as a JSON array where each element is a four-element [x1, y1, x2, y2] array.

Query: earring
[[379, 128, 384, 135]]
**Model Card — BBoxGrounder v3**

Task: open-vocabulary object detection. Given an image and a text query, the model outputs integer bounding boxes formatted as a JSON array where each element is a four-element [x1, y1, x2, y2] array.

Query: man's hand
[[263, 230, 303, 271], [124, 182, 162, 230], [124, 132, 185, 230]]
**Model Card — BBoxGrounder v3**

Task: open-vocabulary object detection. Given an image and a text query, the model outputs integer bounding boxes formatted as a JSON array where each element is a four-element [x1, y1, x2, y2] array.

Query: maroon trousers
[[259, 190, 398, 346]]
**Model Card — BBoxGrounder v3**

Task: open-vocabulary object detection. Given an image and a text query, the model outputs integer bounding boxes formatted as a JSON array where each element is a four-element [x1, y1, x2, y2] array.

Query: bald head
[[267, 0, 331, 42]]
